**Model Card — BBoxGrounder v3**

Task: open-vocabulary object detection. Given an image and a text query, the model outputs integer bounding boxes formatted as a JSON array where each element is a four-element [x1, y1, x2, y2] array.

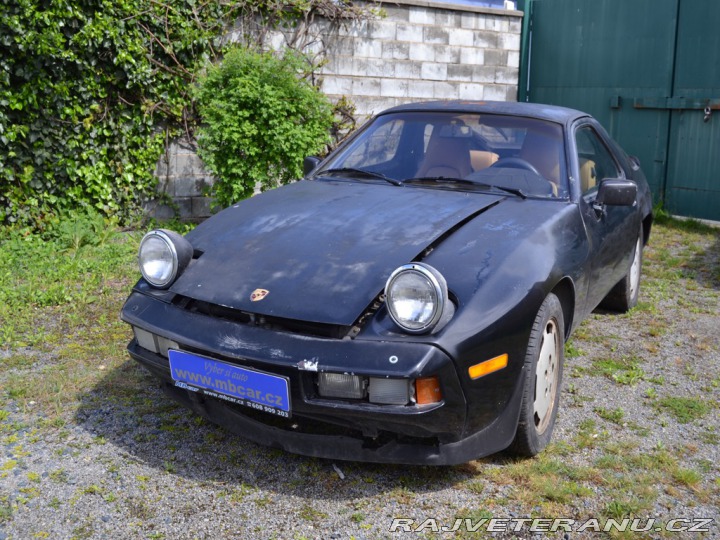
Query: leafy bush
[[194, 47, 334, 207]]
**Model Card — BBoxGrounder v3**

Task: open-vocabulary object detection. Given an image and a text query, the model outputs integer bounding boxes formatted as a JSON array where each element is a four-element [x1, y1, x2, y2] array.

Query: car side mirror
[[596, 178, 637, 205], [593, 178, 637, 215], [303, 156, 321, 177]]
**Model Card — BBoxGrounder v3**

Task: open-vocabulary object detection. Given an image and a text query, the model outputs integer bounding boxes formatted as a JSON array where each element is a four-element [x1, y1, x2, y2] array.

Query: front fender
[[359, 198, 589, 433]]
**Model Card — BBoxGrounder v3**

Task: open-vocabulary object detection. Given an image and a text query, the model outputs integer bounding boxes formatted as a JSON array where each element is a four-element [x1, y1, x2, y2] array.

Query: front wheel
[[600, 225, 644, 312], [508, 293, 564, 457]]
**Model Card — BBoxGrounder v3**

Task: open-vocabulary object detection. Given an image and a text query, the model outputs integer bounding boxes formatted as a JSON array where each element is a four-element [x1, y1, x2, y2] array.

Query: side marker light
[[468, 354, 508, 380]]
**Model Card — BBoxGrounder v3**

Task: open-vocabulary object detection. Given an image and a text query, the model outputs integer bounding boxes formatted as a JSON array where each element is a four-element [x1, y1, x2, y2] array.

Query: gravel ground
[[1, 223, 719, 540]]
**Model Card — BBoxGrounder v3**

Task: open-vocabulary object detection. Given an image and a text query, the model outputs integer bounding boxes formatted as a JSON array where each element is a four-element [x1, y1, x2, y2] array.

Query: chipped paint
[[297, 358, 319, 371], [218, 334, 262, 352]]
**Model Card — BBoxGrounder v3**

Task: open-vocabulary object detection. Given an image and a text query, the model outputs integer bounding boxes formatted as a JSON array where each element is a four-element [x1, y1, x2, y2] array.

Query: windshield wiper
[[402, 176, 527, 198], [320, 167, 402, 186], [486, 185, 527, 199], [401, 176, 480, 187]]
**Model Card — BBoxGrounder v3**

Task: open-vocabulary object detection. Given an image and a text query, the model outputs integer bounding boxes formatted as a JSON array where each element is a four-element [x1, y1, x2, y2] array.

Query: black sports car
[[121, 101, 653, 465]]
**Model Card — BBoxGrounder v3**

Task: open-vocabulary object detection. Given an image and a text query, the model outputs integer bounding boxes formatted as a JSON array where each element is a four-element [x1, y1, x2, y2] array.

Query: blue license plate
[[168, 350, 291, 418]]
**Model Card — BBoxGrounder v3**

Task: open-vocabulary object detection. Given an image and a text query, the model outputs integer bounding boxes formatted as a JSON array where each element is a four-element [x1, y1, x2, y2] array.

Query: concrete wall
[[153, 0, 522, 221], [319, 0, 522, 118]]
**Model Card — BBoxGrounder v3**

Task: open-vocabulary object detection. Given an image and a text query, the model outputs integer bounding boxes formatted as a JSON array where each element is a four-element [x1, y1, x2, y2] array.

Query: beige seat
[[470, 150, 499, 171], [579, 158, 597, 192], [519, 131, 562, 195], [416, 131, 472, 178], [519, 132, 561, 182]]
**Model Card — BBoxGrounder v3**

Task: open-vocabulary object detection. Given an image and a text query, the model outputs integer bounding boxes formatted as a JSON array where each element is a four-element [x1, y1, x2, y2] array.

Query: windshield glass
[[316, 111, 568, 198]]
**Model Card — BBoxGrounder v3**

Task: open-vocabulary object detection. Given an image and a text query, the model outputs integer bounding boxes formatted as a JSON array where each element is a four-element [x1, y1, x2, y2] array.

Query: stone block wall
[[148, 138, 215, 221], [153, 0, 523, 221], [320, 0, 522, 119]]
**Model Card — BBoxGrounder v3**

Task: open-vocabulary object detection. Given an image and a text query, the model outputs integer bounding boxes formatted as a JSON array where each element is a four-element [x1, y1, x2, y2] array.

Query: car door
[[573, 121, 641, 312]]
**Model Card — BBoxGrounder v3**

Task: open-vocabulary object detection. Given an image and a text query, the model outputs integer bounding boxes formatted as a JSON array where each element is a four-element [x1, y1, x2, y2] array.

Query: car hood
[[172, 180, 503, 326]]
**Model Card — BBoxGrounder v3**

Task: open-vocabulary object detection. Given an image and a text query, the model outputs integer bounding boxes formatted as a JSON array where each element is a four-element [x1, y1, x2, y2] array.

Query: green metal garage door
[[519, 0, 720, 221]]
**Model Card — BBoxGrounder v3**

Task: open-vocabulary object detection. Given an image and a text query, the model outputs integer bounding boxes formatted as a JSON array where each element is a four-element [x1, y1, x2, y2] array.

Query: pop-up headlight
[[385, 262, 452, 334], [138, 229, 193, 289]]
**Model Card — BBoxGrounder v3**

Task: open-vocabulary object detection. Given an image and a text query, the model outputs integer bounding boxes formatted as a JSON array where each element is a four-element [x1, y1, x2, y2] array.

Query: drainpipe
[[517, 0, 534, 102]]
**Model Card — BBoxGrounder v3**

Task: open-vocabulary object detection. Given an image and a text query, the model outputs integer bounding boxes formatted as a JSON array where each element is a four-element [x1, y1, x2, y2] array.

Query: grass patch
[[0, 213, 152, 417], [564, 339, 584, 358], [595, 407, 625, 425], [594, 356, 645, 386], [672, 467, 702, 488], [486, 449, 598, 512], [298, 503, 328, 523], [575, 418, 608, 449], [656, 396, 711, 424]]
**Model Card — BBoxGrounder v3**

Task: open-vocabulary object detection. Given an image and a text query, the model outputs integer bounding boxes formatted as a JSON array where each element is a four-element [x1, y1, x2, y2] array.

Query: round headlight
[[385, 263, 448, 334], [138, 229, 192, 289]]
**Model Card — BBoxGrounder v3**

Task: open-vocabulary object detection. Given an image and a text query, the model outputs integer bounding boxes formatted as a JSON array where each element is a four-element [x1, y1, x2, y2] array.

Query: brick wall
[[153, 0, 522, 221]]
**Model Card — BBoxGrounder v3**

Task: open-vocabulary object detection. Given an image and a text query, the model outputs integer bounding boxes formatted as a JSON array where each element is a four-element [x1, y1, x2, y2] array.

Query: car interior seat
[[416, 125, 473, 179], [579, 158, 597, 192], [470, 150, 499, 171], [519, 130, 562, 195]]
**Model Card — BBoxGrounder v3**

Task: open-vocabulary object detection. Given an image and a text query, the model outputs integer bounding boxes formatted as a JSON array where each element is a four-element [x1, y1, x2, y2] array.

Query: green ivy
[[0, 1, 369, 227], [194, 47, 334, 207], [0, 0, 227, 226]]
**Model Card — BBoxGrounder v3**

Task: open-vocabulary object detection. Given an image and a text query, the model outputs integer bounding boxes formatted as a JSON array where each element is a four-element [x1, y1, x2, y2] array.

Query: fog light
[[368, 378, 412, 405], [318, 373, 367, 399], [133, 327, 158, 353]]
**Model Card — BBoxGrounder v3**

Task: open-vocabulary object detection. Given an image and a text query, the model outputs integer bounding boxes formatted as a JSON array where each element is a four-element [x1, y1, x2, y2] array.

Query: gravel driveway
[[1, 220, 718, 540]]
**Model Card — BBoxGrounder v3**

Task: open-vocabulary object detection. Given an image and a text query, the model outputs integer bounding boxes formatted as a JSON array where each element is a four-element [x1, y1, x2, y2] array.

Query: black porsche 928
[[121, 101, 653, 465]]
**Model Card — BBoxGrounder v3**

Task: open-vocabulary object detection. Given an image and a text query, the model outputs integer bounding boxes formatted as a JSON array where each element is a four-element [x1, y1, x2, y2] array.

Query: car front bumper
[[121, 290, 524, 465]]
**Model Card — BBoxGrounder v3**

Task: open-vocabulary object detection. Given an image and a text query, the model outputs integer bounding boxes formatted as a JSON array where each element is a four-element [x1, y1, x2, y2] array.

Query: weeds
[[595, 407, 625, 425], [656, 396, 711, 424]]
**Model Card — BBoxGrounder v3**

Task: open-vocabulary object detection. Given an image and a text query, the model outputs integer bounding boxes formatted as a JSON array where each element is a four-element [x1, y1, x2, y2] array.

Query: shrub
[[194, 47, 334, 208]]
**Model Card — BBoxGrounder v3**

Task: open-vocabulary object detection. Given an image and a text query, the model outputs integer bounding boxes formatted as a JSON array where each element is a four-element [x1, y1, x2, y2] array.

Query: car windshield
[[316, 111, 568, 198]]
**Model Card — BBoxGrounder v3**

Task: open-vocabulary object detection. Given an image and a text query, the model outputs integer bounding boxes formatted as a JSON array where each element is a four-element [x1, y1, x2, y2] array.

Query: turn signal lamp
[[468, 354, 508, 380], [415, 376, 442, 405]]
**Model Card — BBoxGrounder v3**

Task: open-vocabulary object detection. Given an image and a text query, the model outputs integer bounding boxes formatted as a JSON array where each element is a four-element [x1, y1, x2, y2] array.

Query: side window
[[343, 119, 404, 168], [575, 127, 621, 195]]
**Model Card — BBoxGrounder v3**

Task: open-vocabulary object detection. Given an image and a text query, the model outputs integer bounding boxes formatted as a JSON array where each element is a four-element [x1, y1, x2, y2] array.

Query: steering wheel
[[490, 157, 541, 175]]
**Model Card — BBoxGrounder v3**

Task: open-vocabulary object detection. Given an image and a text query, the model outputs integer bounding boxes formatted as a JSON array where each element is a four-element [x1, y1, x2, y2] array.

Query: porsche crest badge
[[250, 288, 269, 302]]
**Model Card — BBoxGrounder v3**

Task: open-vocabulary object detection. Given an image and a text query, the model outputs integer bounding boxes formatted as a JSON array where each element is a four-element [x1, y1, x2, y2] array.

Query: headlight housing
[[138, 229, 193, 289], [385, 262, 452, 334]]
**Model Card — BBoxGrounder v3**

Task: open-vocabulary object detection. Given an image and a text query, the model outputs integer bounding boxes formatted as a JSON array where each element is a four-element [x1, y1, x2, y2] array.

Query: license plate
[[168, 350, 291, 418]]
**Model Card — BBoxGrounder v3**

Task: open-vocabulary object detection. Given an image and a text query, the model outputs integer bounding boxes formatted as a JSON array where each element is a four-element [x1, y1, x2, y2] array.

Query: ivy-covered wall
[[0, 1, 370, 228], [0, 0, 241, 227]]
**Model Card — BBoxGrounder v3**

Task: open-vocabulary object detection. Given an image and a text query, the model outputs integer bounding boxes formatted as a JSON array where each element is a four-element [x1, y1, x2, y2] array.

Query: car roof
[[381, 100, 591, 126]]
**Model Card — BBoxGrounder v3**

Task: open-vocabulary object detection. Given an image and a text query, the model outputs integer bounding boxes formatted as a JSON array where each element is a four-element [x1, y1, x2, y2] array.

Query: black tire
[[508, 293, 565, 457], [600, 225, 644, 312]]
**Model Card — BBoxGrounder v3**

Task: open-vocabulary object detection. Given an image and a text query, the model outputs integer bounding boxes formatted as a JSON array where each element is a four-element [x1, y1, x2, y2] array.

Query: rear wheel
[[600, 225, 644, 312], [508, 293, 564, 457]]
